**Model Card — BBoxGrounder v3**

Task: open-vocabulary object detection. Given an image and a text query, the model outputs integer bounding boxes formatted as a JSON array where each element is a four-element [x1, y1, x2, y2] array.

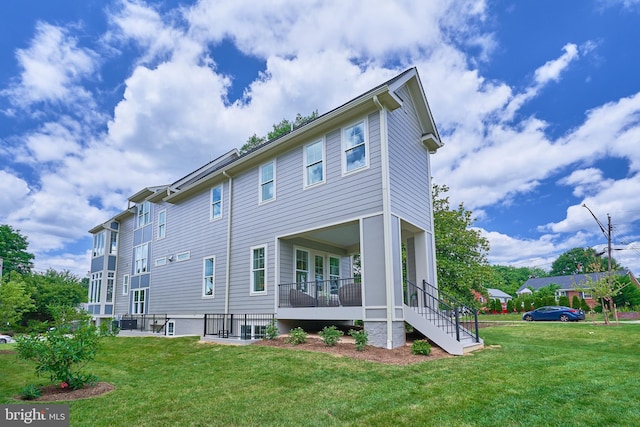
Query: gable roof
[[162, 67, 442, 204], [487, 288, 513, 300], [517, 270, 635, 294]]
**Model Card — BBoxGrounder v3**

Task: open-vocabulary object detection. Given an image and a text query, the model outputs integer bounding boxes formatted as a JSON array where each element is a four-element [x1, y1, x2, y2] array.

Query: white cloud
[[0, 171, 31, 217], [4, 22, 98, 108], [534, 43, 579, 85]]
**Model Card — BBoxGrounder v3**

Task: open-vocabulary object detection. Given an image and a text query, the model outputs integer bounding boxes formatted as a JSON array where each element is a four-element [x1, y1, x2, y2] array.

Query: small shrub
[[319, 326, 343, 346], [20, 384, 42, 400], [16, 306, 117, 390], [348, 329, 368, 351], [264, 319, 279, 340], [286, 327, 307, 345], [411, 339, 431, 356]]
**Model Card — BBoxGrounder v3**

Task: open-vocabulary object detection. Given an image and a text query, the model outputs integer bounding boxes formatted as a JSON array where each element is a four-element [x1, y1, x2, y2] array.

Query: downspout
[[223, 171, 233, 316], [373, 95, 396, 349]]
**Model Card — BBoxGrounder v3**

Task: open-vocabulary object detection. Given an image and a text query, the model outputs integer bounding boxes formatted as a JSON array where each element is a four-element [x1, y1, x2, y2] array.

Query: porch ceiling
[[285, 221, 360, 250]]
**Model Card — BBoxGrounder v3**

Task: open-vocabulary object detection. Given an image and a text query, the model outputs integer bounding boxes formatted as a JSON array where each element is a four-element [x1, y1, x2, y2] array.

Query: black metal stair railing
[[405, 280, 480, 343]]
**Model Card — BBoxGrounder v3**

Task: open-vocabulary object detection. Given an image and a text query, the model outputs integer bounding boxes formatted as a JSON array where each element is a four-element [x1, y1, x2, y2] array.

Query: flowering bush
[[348, 329, 368, 351], [16, 306, 116, 390]]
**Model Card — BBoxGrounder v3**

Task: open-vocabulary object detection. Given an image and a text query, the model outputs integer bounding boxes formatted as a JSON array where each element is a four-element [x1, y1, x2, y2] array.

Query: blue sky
[[1, 0, 639, 278]]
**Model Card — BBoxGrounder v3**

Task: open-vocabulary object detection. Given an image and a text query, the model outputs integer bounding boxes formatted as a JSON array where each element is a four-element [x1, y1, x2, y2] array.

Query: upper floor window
[[176, 251, 191, 262], [134, 243, 149, 275], [343, 120, 368, 173], [157, 210, 166, 239], [260, 161, 275, 203], [251, 245, 267, 294], [203, 256, 215, 298], [136, 202, 151, 228], [109, 231, 118, 254], [211, 185, 222, 220], [304, 139, 325, 187], [92, 231, 105, 257]]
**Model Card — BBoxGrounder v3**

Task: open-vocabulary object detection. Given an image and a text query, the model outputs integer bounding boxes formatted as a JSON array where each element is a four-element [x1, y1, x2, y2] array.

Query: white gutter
[[223, 171, 233, 316], [373, 95, 396, 349]]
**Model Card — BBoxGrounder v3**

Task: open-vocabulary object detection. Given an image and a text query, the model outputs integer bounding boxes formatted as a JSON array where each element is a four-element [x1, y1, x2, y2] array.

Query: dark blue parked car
[[522, 306, 585, 322]]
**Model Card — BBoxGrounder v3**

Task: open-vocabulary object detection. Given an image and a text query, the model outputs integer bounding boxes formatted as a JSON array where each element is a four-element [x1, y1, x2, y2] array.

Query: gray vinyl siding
[[225, 111, 383, 313], [148, 183, 228, 315], [114, 215, 134, 315], [387, 85, 432, 230]]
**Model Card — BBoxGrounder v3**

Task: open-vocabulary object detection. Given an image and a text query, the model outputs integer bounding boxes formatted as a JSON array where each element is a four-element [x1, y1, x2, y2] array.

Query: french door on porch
[[295, 249, 341, 294]]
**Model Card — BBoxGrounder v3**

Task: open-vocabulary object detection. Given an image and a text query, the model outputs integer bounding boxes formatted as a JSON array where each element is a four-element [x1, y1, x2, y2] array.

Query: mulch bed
[[15, 382, 115, 402]]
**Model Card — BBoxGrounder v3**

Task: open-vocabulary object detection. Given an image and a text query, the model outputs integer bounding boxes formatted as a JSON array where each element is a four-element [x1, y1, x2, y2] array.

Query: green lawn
[[2, 323, 639, 426]]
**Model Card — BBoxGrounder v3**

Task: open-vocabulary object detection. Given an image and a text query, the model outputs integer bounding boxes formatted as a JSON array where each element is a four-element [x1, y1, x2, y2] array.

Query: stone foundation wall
[[364, 321, 405, 349]]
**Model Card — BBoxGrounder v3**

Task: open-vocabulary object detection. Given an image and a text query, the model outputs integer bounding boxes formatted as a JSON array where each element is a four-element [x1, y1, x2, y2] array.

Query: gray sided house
[[88, 68, 483, 355]]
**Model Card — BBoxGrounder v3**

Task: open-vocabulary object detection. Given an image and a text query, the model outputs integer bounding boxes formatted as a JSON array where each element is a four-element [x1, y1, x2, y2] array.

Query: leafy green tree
[[433, 184, 491, 302], [550, 247, 621, 276], [21, 269, 87, 326], [241, 111, 318, 154], [558, 295, 570, 307], [0, 276, 35, 330], [487, 265, 547, 296], [571, 295, 581, 308], [0, 224, 34, 277], [506, 299, 515, 313], [613, 278, 640, 309]]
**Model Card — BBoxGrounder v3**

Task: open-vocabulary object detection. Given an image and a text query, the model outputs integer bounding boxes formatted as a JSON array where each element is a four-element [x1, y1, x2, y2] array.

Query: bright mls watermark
[[1, 404, 69, 426]]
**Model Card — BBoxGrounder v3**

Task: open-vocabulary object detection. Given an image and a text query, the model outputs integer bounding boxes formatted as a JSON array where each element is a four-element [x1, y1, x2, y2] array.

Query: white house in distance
[[87, 68, 483, 355]]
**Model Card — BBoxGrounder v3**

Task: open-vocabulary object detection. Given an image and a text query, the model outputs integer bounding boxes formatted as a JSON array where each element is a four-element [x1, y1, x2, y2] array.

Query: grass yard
[[1, 323, 639, 426]]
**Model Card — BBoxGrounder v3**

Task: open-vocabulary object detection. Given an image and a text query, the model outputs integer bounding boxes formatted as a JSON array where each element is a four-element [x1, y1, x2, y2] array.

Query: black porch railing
[[119, 314, 169, 333], [278, 278, 362, 308], [204, 313, 275, 339], [405, 280, 480, 343]]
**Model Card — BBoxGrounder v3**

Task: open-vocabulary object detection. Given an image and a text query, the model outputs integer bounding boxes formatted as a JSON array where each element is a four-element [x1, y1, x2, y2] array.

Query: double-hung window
[[260, 161, 275, 203], [136, 202, 150, 228], [304, 139, 325, 187], [250, 245, 267, 294], [203, 256, 215, 297], [211, 185, 222, 220], [157, 210, 166, 239], [343, 120, 368, 173], [134, 243, 148, 274], [92, 231, 105, 257]]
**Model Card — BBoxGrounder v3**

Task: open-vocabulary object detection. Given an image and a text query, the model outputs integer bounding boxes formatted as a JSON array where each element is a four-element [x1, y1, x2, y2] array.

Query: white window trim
[[92, 231, 105, 257], [250, 244, 267, 295], [341, 118, 369, 176], [155, 257, 167, 267], [303, 138, 326, 188], [106, 271, 115, 303], [136, 201, 151, 229], [90, 272, 102, 303], [122, 274, 129, 296], [210, 185, 223, 221], [132, 288, 147, 315], [109, 230, 118, 254], [167, 320, 175, 336], [176, 251, 191, 262], [134, 243, 149, 275], [202, 255, 215, 298], [259, 161, 276, 204], [157, 209, 166, 240]]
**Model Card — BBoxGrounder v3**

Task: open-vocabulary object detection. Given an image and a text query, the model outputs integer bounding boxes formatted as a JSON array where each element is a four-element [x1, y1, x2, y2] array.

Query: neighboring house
[[473, 288, 512, 312], [88, 68, 483, 355], [516, 270, 639, 309]]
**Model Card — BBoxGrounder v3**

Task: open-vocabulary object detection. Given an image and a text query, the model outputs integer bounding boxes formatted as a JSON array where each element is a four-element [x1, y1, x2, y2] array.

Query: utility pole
[[582, 204, 616, 323]]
